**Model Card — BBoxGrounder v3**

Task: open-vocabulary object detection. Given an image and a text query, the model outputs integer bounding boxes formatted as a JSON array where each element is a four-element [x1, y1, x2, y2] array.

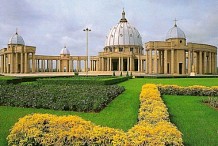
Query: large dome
[[166, 23, 186, 40], [60, 46, 70, 55], [105, 10, 142, 47], [8, 32, 25, 45]]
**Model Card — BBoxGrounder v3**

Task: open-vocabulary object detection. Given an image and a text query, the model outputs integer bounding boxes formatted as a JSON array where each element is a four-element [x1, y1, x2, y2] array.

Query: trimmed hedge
[[37, 76, 130, 85], [0, 84, 125, 112]]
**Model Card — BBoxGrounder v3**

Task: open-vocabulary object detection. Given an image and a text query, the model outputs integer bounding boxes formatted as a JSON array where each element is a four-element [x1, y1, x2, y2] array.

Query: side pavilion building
[[145, 22, 217, 75]]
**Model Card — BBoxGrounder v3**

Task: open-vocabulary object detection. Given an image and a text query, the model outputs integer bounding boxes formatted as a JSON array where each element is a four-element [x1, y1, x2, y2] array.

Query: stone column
[[209, 52, 212, 73], [15, 53, 18, 73], [149, 49, 152, 74], [137, 57, 140, 72], [146, 50, 148, 74], [20, 53, 23, 73], [121, 57, 123, 71], [203, 52, 207, 74], [102, 58, 104, 71], [4, 55, 6, 73], [90, 60, 92, 71], [35, 59, 38, 72], [79, 60, 81, 71], [24, 53, 28, 73], [141, 59, 143, 72], [10, 53, 14, 73], [199, 51, 202, 74], [211, 53, 214, 73], [41, 60, 44, 72], [158, 51, 161, 73], [154, 49, 157, 74], [188, 50, 191, 74], [171, 49, 174, 74], [110, 57, 112, 71], [68, 60, 71, 72], [127, 57, 129, 71], [32, 53, 35, 73], [164, 49, 168, 74], [76, 60, 79, 72], [130, 57, 132, 71], [215, 53, 217, 74], [1, 55, 3, 73], [96, 60, 98, 71], [51, 60, 53, 72], [59, 60, 61, 72], [84, 60, 87, 72], [93, 60, 95, 71], [118, 57, 121, 71], [107, 58, 109, 71], [55, 60, 57, 72], [184, 51, 187, 74]]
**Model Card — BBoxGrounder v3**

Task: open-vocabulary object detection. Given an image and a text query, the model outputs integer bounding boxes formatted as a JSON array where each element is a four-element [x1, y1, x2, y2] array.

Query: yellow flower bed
[[7, 84, 183, 146]]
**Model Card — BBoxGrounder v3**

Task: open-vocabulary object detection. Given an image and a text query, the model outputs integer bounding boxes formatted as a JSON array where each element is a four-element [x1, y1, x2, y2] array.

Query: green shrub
[[0, 84, 125, 112], [74, 72, 79, 76], [37, 76, 129, 85], [126, 71, 129, 77], [113, 71, 115, 76]]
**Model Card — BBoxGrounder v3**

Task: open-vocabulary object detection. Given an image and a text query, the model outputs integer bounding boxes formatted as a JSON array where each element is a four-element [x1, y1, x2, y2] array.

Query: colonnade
[[0, 52, 35, 73], [90, 56, 146, 72], [34, 58, 87, 72], [145, 49, 217, 74], [0, 53, 88, 73]]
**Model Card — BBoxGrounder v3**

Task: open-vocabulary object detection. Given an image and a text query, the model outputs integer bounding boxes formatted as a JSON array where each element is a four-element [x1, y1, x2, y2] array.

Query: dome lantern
[[120, 9, 127, 22]]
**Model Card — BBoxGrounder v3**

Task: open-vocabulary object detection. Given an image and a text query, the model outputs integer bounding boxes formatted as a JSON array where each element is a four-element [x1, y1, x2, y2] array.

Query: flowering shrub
[[128, 84, 183, 145], [158, 85, 218, 96], [7, 114, 126, 146], [7, 84, 183, 146]]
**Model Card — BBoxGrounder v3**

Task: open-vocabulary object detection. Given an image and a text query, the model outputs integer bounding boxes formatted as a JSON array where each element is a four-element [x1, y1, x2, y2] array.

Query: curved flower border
[[7, 84, 183, 146]]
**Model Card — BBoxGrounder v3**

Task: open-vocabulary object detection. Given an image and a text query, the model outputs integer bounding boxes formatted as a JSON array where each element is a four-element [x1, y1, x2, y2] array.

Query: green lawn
[[0, 78, 218, 145], [0, 78, 141, 145], [163, 95, 218, 146], [140, 78, 218, 86]]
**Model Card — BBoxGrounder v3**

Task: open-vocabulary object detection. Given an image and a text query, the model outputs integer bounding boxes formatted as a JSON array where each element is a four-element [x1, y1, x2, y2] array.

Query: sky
[[0, 0, 218, 60]]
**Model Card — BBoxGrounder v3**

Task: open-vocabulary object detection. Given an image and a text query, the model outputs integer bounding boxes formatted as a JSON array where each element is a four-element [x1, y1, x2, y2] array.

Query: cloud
[[0, 0, 217, 62]]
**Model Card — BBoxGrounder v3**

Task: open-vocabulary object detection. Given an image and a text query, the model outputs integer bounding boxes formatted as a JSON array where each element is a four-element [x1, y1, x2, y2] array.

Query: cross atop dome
[[174, 18, 178, 27], [120, 9, 127, 22], [16, 28, 18, 35]]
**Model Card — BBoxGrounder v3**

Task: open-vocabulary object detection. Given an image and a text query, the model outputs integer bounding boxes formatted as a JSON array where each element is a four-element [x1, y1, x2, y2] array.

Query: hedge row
[[37, 76, 130, 85], [7, 84, 183, 146], [158, 85, 218, 96], [0, 84, 125, 112]]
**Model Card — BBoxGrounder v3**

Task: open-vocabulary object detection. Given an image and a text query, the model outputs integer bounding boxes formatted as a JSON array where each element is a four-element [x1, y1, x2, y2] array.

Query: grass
[[0, 79, 141, 145], [163, 95, 218, 146], [0, 77, 218, 145], [0, 76, 15, 80], [140, 78, 218, 86]]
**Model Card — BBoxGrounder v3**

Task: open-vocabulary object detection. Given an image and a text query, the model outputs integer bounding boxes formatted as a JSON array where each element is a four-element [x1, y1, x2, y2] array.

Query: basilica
[[0, 10, 217, 75]]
